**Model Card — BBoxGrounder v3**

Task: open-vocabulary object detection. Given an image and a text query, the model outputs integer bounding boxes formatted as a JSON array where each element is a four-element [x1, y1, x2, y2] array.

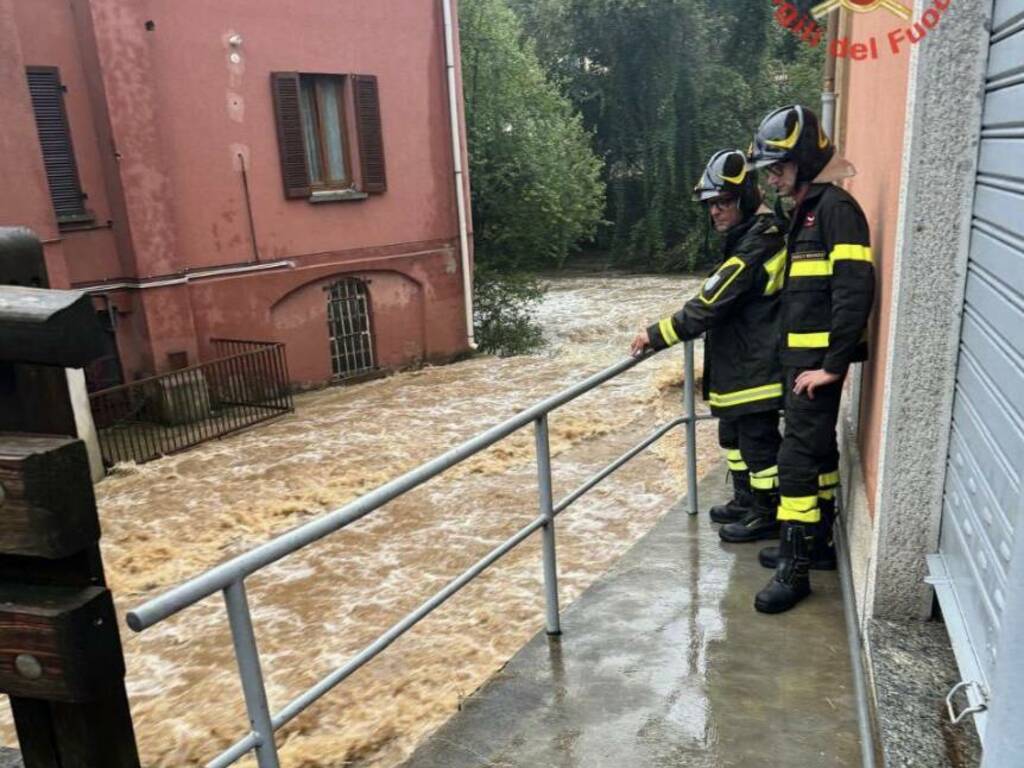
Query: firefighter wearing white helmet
[[630, 149, 786, 544], [747, 105, 875, 614]]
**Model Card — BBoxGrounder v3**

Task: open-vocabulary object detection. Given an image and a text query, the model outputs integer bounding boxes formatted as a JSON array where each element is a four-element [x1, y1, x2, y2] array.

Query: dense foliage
[[461, 0, 606, 273], [472, 267, 547, 356], [508, 0, 824, 270], [461, 0, 825, 353]]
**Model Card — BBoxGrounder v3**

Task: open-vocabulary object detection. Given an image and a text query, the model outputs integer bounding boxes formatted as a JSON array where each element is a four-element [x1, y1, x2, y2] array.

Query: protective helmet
[[692, 149, 761, 217], [748, 105, 834, 182]]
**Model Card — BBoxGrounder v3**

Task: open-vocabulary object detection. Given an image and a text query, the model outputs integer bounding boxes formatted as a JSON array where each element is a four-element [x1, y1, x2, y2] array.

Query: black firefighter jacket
[[647, 210, 786, 418], [780, 173, 875, 375]]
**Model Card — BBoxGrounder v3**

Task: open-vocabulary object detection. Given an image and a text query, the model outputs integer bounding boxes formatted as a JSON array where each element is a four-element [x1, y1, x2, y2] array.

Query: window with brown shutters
[[271, 71, 386, 201], [25, 66, 92, 226], [352, 75, 387, 193]]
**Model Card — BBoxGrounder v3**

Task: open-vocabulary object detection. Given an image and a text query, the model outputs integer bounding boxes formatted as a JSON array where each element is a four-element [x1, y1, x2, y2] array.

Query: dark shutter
[[25, 67, 88, 222], [352, 75, 387, 193], [271, 72, 311, 199]]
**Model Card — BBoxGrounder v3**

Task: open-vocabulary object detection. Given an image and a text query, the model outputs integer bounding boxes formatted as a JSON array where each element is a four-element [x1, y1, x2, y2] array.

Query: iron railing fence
[[89, 339, 293, 468], [127, 342, 708, 768]]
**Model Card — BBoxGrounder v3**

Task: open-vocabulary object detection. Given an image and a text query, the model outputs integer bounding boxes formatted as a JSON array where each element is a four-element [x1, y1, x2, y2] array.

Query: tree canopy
[[506, 0, 824, 270], [460, 0, 605, 272]]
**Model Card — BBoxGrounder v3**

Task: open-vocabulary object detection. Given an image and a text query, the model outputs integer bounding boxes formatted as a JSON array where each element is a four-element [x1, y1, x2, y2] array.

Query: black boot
[[755, 522, 812, 614], [709, 471, 753, 524], [758, 497, 838, 570], [718, 489, 779, 543]]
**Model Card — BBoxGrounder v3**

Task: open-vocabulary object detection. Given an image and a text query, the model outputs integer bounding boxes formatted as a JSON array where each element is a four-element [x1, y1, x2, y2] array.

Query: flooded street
[[1, 274, 723, 767]]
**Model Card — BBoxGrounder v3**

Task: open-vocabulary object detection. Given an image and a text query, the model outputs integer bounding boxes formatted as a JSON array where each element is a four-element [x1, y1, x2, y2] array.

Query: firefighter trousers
[[718, 410, 782, 492], [777, 367, 843, 523]]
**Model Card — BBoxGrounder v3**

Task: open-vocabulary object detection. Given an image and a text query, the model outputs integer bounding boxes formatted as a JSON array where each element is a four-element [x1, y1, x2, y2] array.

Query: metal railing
[[126, 342, 709, 768], [89, 339, 294, 467]]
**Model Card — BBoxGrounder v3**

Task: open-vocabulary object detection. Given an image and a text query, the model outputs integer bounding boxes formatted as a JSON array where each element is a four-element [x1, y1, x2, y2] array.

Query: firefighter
[[746, 105, 875, 613], [630, 149, 786, 544]]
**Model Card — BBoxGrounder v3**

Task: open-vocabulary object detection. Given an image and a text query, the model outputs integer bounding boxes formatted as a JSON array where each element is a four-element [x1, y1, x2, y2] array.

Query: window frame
[[271, 71, 386, 202], [300, 73, 354, 191]]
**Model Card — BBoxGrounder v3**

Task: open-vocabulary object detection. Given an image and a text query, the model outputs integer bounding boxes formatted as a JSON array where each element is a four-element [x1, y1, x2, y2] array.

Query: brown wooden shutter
[[271, 72, 311, 199], [25, 67, 88, 221], [352, 75, 387, 193]]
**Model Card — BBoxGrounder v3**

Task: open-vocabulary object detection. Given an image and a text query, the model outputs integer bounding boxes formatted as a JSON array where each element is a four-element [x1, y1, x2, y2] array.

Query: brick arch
[[269, 269, 425, 386]]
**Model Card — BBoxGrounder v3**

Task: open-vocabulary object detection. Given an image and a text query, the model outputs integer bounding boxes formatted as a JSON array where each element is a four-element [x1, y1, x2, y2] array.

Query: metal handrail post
[[684, 340, 699, 515], [223, 580, 281, 768], [534, 415, 561, 636]]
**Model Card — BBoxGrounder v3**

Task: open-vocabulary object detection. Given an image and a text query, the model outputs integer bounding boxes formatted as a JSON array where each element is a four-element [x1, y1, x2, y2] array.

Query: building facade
[[831, 0, 1021, 763], [0, 0, 473, 388]]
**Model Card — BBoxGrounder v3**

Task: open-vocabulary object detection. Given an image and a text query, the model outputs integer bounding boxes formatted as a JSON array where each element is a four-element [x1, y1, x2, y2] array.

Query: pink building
[[0, 0, 474, 388]]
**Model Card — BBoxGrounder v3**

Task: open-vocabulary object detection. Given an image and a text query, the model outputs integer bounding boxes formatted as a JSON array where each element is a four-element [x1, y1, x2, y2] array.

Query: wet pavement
[[401, 470, 862, 768]]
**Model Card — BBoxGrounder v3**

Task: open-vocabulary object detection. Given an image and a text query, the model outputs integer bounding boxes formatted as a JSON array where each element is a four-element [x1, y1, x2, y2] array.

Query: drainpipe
[[823, 13, 878, 766], [821, 10, 839, 138], [441, 0, 477, 350]]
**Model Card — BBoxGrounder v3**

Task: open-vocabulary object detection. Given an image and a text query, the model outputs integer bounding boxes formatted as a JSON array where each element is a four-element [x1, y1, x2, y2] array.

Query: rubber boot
[[758, 497, 838, 570], [709, 470, 753, 524], [755, 522, 812, 614], [718, 489, 780, 543]]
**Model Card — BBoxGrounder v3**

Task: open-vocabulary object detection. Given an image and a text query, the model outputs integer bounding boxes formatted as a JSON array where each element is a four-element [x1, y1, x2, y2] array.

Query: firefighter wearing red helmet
[[630, 149, 786, 542], [747, 105, 875, 614]]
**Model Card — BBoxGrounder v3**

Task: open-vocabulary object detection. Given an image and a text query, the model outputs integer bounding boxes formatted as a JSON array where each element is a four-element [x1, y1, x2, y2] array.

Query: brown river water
[[1, 274, 723, 767]]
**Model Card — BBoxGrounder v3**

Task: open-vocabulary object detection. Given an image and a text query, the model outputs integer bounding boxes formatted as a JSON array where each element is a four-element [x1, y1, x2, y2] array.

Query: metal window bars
[[88, 339, 294, 467], [126, 341, 708, 768], [327, 278, 375, 379]]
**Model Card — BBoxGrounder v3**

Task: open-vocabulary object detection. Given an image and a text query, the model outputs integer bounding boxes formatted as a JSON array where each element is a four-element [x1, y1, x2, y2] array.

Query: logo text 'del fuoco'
[[771, 0, 954, 59]]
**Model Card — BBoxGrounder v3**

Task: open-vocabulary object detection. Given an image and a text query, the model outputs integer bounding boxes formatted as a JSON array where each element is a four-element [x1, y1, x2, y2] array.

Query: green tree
[[510, 0, 824, 271], [461, 0, 605, 272]]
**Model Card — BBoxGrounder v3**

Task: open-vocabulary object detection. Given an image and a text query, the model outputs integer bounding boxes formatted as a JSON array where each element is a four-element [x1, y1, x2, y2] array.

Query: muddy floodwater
[[1, 274, 723, 767]]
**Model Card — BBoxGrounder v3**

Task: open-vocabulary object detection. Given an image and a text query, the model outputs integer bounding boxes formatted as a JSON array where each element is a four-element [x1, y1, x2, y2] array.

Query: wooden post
[[0, 283, 141, 767]]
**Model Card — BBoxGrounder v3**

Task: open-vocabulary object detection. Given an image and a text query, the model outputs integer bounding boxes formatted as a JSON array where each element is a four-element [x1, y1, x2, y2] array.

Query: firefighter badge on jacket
[[704, 272, 723, 295]]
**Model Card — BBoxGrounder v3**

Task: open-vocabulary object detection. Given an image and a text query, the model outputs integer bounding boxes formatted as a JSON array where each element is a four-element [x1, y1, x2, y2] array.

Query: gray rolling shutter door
[[929, 0, 1024, 747]]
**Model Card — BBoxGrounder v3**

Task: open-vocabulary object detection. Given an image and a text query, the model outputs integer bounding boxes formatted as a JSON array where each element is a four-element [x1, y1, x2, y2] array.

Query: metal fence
[[126, 342, 707, 768], [89, 339, 294, 467]]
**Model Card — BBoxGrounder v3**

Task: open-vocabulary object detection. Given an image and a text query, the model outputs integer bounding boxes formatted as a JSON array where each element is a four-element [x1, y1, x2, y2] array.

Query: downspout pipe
[[821, 9, 839, 141], [822, 11, 879, 768], [441, 0, 477, 350]]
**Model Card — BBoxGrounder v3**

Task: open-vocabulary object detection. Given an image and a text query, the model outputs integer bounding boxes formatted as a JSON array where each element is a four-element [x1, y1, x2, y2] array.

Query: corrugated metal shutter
[[929, 0, 1024, 745], [25, 66, 88, 222]]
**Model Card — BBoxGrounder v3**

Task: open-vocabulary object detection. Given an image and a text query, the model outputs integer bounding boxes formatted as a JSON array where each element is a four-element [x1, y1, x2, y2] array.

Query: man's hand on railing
[[629, 330, 651, 358]]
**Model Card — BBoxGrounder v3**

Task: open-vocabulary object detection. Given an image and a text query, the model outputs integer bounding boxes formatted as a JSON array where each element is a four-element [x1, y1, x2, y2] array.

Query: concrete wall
[[838, 0, 994, 621], [0, 0, 472, 383]]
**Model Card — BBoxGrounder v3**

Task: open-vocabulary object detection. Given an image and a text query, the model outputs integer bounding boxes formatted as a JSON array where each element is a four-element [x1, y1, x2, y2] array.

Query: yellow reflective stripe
[[700, 256, 746, 306], [721, 165, 747, 184], [763, 248, 786, 296], [818, 470, 840, 488], [787, 331, 830, 349], [726, 448, 747, 471], [766, 120, 800, 150], [658, 317, 681, 346], [818, 489, 836, 501], [830, 243, 873, 264], [708, 382, 783, 407], [778, 495, 821, 523], [750, 466, 779, 490], [789, 259, 832, 277]]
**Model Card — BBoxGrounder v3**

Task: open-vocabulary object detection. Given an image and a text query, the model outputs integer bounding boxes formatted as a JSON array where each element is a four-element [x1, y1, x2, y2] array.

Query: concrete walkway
[[402, 471, 862, 768]]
